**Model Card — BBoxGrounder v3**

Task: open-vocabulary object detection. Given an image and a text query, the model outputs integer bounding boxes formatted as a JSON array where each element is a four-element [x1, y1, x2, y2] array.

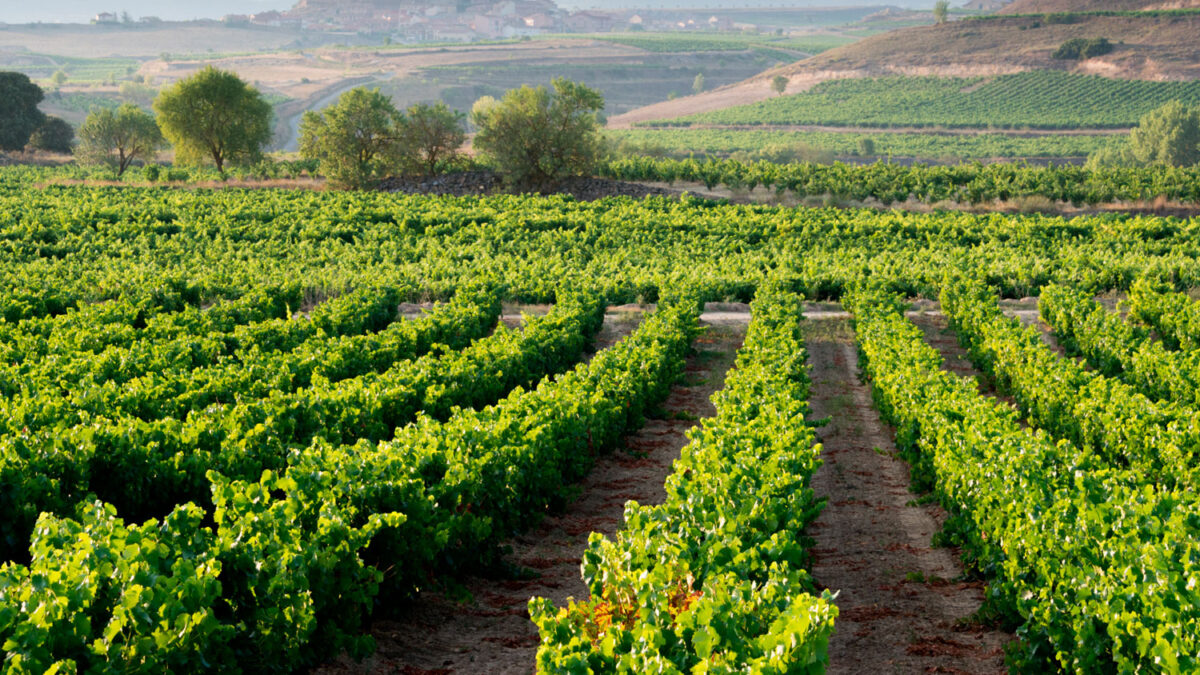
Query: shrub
[[1053, 37, 1113, 60]]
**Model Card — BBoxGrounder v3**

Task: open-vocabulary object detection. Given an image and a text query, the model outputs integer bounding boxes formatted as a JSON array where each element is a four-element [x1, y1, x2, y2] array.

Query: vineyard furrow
[[1128, 278, 1200, 351], [848, 287, 1200, 672], [0, 289, 702, 673], [941, 277, 1200, 484], [0, 282, 304, 367], [0, 284, 457, 429], [332, 308, 745, 674], [532, 286, 835, 670], [806, 314, 1010, 674], [1041, 282, 1200, 408], [0, 291, 594, 561]]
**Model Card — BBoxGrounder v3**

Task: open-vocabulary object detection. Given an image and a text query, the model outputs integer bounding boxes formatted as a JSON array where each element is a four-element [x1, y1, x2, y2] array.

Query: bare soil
[[803, 315, 1011, 675], [313, 307, 750, 675]]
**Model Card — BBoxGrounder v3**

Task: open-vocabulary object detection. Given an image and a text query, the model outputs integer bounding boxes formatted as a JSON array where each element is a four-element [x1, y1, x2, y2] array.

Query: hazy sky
[[0, 1, 291, 23], [0, 1, 936, 24]]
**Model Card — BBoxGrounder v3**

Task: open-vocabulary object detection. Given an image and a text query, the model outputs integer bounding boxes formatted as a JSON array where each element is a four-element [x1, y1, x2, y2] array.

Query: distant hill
[[999, 0, 1200, 13], [789, 10, 1200, 80], [610, 3, 1200, 127]]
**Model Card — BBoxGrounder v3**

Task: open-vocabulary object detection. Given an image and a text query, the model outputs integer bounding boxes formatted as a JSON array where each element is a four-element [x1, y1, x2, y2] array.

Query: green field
[[609, 127, 1114, 160], [0, 52, 139, 84], [650, 71, 1200, 130], [1, 163, 1200, 672]]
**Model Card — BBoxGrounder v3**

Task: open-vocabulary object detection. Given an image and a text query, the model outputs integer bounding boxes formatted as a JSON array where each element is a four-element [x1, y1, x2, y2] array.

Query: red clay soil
[[313, 308, 750, 675], [803, 316, 1011, 675]]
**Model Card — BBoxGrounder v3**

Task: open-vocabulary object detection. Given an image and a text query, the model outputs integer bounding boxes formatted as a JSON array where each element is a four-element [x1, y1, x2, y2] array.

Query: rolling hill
[[999, 0, 1200, 13], [610, 0, 1200, 128]]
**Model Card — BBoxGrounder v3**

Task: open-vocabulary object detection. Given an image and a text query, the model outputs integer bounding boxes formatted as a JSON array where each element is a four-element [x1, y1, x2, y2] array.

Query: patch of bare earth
[[803, 315, 1011, 675], [314, 305, 750, 674]]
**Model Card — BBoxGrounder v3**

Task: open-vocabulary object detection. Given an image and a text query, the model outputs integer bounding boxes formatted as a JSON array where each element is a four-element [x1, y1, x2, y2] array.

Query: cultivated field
[[1, 165, 1200, 672]]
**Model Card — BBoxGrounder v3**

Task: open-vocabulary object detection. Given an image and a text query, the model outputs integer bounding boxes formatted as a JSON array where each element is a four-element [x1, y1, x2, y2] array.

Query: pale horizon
[[1, 0, 937, 25]]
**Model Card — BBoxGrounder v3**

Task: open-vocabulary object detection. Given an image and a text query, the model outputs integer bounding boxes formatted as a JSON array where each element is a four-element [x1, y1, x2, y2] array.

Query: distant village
[[92, 0, 744, 42]]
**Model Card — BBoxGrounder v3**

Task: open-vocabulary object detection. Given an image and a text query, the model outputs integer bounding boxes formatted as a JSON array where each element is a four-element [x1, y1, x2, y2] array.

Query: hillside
[[780, 12, 1200, 80], [999, 0, 1200, 13], [610, 6, 1200, 127]]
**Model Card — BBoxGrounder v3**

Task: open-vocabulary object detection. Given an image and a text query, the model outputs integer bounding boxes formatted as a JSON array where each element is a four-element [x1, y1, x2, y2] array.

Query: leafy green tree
[[471, 78, 605, 191], [0, 72, 46, 151], [857, 137, 876, 157], [1130, 100, 1200, 167], [933, 0, 950, 24], [51, 70, 68, 87], [692, 73, 706, 95], [153, 66, 273, 172], [28, 116, 74, 154], [399, 102, 466, 176], [299, 87, 403, 190], [77, 104, 166, 176], [771, 75, 789, 96]]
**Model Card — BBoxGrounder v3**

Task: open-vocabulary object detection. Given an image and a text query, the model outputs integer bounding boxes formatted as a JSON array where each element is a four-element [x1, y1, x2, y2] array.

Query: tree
[[857, 137, 876, 157], [77, 104, 166, 176], [153, 66, 273, 172], [0, 72, 46, 152], [299, 87, 402, 190], [1129, 101, 1200, 168], [1053, 37, 1113, 60], [692, 73, 706, 95], [51, 70, 68, 87], [29, 116, 74, 154], [471, 78, 605, 191], [119, 81, 157, 107], [933, 0, 950, 24], [771, 75, 789, 96], [399, 102, 466, 176]]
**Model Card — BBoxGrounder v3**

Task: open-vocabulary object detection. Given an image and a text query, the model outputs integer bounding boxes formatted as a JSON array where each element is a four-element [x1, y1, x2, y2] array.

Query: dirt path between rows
[[315, 308, 750, 674], [803, 316, 1011, 674]]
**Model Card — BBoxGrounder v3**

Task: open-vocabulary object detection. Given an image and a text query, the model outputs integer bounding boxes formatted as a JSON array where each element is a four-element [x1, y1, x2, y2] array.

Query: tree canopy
[[153, 66, 273, 172], [471, 78, 605, 191], [299, 87, 403, 190], [0, 72, 46, 152], [77, 104, 166, 176], [399, 102, 466, 177], [1130, 100, 1200, 168], [29, 117, 75, 154]]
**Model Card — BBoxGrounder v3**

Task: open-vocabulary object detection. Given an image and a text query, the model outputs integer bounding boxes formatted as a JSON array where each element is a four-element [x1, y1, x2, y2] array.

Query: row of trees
[[5, 65, 609, 192], [0, 67, 275, 175], [301, 77, 606, 191], [298, 90, 465, 189]]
